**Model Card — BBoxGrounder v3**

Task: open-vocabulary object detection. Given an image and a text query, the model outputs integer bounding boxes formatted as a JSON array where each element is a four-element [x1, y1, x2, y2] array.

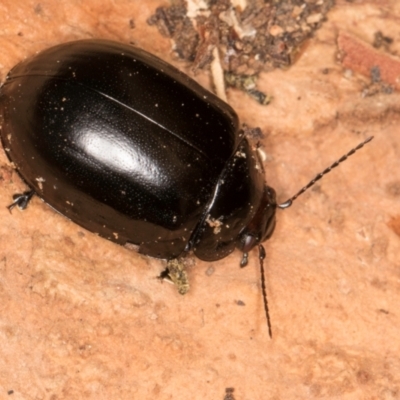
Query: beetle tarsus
[[7, 190, 35, 213], [240, 252, 248, 268]]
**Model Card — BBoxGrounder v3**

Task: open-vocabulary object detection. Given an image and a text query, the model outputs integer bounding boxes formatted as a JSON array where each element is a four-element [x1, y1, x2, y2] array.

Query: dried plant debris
[[148, 0, 335, 102], [225, 72, 272, 104], [159, 258, 190, 295], [148, 3, 200, 61], [338, 31, 400, 92]]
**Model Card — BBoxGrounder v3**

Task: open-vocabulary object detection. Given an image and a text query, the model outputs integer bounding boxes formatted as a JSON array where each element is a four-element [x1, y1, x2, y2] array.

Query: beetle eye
[[241, 234, 258, 253]]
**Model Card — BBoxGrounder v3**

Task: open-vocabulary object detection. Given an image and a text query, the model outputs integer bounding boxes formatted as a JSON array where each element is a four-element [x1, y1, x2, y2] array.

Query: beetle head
[[238, 185, 277, 264]]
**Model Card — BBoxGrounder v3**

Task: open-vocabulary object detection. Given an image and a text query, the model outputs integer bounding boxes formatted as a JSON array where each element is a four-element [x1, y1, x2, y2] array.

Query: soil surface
[[0, 1, 399, 399]]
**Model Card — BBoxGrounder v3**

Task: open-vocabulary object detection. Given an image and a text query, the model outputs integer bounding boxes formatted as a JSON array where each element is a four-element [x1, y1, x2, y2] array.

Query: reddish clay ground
[[0, 1, 399, 399]]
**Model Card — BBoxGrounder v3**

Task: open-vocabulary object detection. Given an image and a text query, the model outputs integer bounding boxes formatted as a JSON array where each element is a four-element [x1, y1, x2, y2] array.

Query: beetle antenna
[[277, 136, 374, 209], [259, 244, 272, 338]]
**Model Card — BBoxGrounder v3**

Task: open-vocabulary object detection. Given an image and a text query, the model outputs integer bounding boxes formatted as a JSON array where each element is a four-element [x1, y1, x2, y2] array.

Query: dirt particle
[[205, 266, 215, 276], [356, 369, 371, 384], [370, 277, 387, 291], [152, 384, 161, 396], [0, 165, 14, 183], [224, 387, 236, 400], [372, 236, 389, 258], [386, 181, 400, 197], [373, 31, 393, 51], [34, 3, 43, 14], [63, 236, 75, 247], [388, 216, 400, 237]]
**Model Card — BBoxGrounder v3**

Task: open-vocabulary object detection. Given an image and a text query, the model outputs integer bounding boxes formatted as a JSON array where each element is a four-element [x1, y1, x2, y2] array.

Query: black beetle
[[0, 39, 372, 336], [0, 39, 278, 261]]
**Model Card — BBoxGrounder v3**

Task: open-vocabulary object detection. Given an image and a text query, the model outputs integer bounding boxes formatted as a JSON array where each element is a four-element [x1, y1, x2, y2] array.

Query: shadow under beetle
[[0, 39, 372, 337]]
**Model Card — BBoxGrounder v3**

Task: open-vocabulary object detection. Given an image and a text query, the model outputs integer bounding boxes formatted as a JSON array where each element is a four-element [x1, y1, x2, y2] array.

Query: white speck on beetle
[[235, 150, 246, 158], [205, 215, 223, 234]]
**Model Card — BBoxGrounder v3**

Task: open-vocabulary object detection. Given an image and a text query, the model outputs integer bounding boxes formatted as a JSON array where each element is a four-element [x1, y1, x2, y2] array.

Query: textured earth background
[[0, 1, 399, 399]]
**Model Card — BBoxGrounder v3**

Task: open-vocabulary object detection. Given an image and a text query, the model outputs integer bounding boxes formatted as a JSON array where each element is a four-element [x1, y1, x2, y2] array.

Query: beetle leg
[[7, 190, 35, 213], [240, 252, 249, 268], [159, 259, 190, 295]]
